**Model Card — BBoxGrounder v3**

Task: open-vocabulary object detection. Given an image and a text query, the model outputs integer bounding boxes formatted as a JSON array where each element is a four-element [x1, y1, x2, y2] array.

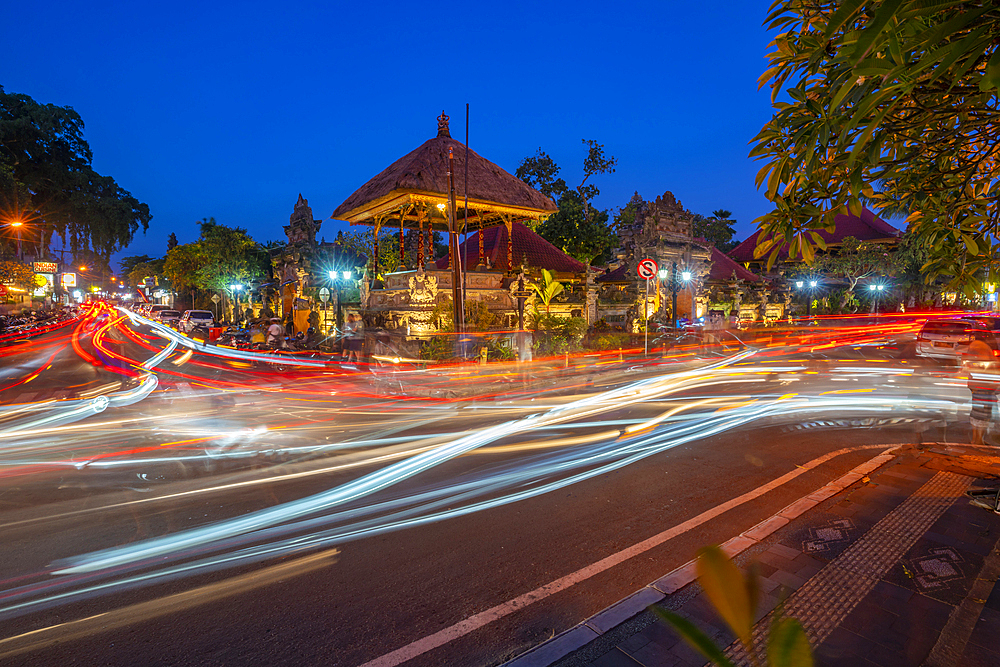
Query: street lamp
[[658, 269, 669, 319], [869, 282, 885, 315], [328, 270, 355, 329], [8, 221, 24, 261], [795, 278, 819, 319]]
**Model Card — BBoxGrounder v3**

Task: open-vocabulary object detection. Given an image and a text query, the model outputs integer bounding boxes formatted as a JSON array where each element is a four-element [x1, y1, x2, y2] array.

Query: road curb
[[503, 448, 900, 667]]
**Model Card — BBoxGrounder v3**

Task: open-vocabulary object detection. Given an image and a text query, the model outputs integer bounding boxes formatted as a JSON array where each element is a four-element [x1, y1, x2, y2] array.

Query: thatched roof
[[332, 113, 557, 223], [435, 222, 587, 274]]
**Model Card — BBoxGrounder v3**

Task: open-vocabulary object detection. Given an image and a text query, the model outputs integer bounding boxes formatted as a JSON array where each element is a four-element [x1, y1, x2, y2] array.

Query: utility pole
[[448, 147, 465, 336]]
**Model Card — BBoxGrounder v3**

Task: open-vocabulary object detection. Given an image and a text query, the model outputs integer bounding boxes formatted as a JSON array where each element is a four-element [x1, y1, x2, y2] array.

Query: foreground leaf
[[651, 606, 737, 667]]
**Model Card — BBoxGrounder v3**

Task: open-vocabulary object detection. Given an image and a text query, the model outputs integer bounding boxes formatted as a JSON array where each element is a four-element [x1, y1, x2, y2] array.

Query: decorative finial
[[437, 110, 451, 138]]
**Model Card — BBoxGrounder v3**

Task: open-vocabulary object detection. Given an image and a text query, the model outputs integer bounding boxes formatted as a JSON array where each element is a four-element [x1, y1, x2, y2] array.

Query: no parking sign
[[637, 258, 658, 280]]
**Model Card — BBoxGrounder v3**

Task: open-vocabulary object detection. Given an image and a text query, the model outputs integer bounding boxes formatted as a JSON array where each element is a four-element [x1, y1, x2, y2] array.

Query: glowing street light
[[7, 220, 24, 261], [795, 278, 820, 319], [681, 270, 692, 282]]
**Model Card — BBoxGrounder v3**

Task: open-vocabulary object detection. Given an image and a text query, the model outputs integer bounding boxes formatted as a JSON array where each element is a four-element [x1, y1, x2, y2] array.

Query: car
[[178, 310, 215, 334], [915, 318, 1000, 362], [152, 309, 181, 327], [147, 304, 172, 317]]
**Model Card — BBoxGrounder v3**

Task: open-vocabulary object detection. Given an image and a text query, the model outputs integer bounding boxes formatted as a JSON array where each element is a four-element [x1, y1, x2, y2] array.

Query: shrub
[[532, 314, 586, 356]]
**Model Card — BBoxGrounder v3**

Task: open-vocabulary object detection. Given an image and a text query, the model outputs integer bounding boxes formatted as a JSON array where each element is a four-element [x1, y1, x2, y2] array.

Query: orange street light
[[5, 220, 25, 260]]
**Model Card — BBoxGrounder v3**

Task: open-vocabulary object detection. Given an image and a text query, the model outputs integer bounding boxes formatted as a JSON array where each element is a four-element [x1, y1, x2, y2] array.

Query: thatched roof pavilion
[[332, 112, 556, 229]]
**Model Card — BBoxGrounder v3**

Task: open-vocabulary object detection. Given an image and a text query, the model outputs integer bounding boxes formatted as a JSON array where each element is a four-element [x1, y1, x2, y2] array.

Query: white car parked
[[178, 310, 215, 334]]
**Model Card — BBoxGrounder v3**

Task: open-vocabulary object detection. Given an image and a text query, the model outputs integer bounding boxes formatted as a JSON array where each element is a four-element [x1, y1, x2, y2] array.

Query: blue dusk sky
[[4, 0, 777, 265]]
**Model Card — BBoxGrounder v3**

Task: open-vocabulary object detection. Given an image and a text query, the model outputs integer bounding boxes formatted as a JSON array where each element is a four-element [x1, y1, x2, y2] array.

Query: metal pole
[[463, 102, 470, 285], [671, 262, 678, 329], [644, 278, 650, 355], [448, 147, 464, 335]]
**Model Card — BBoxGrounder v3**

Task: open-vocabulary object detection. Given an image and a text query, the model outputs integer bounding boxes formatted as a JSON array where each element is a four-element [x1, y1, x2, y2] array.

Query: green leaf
[[963, 235, 980, 256], [651, 607, 737, 667], [696, 545, 754, 649], [824, 0, 866, 39], [768, 617, 813, 667], [981, 48, 1000, 92], [829, 76, 858, 112], [850, 0, 905, 65]]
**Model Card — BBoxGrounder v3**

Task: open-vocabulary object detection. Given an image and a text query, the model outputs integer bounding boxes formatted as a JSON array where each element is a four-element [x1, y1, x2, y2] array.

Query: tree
[[693, 211, 739, 252], [613, 192, 647, 234], [0, 260, 34, 290], [128, 258, 167, 290], [537, 192, 617, 265], [119, 254, 154, 277], [167, 232, 178, 252], [0, 86, 151, 261], [514, 150, 568, 201], [516, 140, 619, 264], [163, 243, 204, 296], [750, 0, 1000, 287], [812, 236, 895, 299], [195, 218, 267, 290]]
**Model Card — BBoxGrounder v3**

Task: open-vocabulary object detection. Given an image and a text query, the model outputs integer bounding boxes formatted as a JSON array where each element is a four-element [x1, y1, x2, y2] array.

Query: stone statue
[[437, 111, 451, 138], [408, 266, 439, 304]]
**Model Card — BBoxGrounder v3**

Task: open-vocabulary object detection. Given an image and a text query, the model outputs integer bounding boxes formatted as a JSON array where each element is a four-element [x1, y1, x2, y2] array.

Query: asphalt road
[[0, 306, 972, 666]]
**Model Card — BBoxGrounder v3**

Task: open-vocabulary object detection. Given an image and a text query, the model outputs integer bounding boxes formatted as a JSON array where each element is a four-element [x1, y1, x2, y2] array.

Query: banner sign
[[33, 262, 58, 273]]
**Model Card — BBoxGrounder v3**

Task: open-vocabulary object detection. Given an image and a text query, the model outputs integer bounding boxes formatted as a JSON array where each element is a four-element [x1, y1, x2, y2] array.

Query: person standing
[[344, 313, 363, 363]]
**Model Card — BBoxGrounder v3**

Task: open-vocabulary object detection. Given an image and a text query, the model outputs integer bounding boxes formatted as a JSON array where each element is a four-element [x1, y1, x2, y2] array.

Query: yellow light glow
[[9, 221, 23, 228]]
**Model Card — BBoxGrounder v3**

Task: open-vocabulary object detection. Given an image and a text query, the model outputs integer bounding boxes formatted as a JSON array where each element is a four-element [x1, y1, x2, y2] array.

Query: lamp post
[[9, 221, 24, 261], [868, 282, 885, 315], [329, 270, 353, 330], [794, 279, 818, 320], [670, 262, 678, 328], [658, 268, 669, 320]]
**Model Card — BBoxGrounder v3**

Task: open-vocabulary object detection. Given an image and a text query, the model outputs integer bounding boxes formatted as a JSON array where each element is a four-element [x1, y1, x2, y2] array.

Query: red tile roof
[[596, 249, 762, 284], [729, 207, 902, 262], [709, 247, 761, 283], [595, 263, 630, 283], [435, 221, 588, 273]]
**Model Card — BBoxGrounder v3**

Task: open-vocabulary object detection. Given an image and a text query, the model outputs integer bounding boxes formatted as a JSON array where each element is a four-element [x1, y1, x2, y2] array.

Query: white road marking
[[359, 444, 894, 667]]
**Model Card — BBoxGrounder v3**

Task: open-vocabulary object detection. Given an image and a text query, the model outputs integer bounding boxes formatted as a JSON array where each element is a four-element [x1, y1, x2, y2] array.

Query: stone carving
[[408, 266, 439, 304], [284, 194, 320, 246], [437, 110, 451, 138], [402, 266, 440, 333], [507, 271, 537, 309]]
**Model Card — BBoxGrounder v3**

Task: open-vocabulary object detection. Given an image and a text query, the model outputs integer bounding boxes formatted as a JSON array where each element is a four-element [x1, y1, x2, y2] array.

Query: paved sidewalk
[[506, 443, 1000, 667]]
